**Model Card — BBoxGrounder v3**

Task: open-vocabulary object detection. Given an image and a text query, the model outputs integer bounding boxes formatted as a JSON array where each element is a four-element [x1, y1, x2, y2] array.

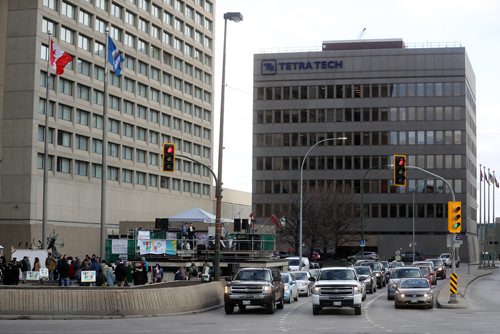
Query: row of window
[[253, 202, 456, 221], [255, 154, 465, 172], [41, 38, 212, 87], [36, 153, 211, 195], [44, 0, 213, 27], [38, 123, 211, 161], [40, 71, 213, 124], [40, 96, 212, 141], [254, 178, 465, 195], [256, 82, 465, 101], [255, 130, 464, 148], [256, 106, 466, 124]]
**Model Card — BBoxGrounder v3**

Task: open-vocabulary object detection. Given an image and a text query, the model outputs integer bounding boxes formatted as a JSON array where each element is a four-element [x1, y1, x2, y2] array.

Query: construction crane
[[358, 27, 366, 39]]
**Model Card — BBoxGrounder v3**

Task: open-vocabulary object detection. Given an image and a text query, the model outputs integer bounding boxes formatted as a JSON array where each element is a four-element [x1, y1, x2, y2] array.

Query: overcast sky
[[212, 0, 500, 215]]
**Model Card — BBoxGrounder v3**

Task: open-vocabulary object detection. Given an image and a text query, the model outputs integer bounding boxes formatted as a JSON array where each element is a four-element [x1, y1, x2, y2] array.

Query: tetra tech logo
[[261, 59, 277, 75]]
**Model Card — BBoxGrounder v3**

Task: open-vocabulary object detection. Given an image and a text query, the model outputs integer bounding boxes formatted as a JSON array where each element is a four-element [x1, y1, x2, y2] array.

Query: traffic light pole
[[402, 165, 458, 303]]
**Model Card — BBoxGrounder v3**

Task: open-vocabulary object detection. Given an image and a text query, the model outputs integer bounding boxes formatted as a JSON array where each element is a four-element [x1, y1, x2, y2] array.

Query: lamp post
[[214, 12, 243, 281], [299, 137, 346, 270]]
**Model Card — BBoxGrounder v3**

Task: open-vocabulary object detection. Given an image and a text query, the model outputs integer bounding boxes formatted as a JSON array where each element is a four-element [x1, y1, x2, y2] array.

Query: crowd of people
[[0, 253, 176, 287]]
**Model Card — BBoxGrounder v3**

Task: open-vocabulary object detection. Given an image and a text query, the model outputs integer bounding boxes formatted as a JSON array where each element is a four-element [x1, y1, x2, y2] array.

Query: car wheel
[[277, 295, 284, 309], [395, 303, 401, 309], [373, 284, 376, 293], [224, 304, 234, 315], [354, 305, 362, 315], [313, 305, 320, 315], [266, 299, 275, 314], [362, 293, 366, 301], [388, 295, 394, 300], [238, 305, 246, 312]]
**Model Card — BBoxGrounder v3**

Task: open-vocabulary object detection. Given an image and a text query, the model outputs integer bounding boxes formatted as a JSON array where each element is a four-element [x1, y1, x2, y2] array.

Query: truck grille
[[319, 285, 353, 296], [231, 285, 263, 294]]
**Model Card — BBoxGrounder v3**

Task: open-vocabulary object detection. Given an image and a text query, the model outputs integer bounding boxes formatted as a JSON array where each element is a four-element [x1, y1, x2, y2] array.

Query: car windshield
[[419, 267, 430, 276], [355, 267, 370, 275], [288, 259, 299, 266], [281, 275, 290, 283], [393, 268, 421, 278], [319, 270, 355, 281], [362, 262, 382, 271], [235, 270, 270, 281], [293, 272, 309, 280], [400, 279, 429, 289]]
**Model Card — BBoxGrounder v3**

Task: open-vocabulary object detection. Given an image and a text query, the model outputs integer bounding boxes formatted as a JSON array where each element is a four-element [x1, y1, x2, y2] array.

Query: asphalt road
[[1, 265, 499, 334]]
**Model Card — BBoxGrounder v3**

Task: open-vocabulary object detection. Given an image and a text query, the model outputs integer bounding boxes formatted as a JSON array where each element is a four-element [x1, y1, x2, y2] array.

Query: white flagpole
[[493, 171, 497, 264], [42, 32, 52, 249], [488, 168, 492, 265], [100, 28, 110, 259], [479, 164, 483, 267]]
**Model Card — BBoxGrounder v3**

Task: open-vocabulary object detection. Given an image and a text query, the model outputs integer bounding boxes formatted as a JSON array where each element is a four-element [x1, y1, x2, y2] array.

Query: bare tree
[[276, 188, 359, 258]]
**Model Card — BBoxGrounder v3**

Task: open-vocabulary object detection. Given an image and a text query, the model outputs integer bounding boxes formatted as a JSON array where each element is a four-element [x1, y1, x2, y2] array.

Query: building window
[[43, 0, 57, 10], [58, 104, 72, 121], [124, 100, 134, 115], [75, 160, 88, 176], [123, 123, 134, 138], [122, 169, 133, 183], [92, 138, 103, 154], [108, 166, 119, 181], [77, 84, 90, 101], [57, 130, 72, 147], [109, 118, 120, 134], [136, 172, 146, 185], [77, 60, 91, 77], [37, 153, 54, 171], [92, 114, 103, 129], [95, 18, 106, 34], [59, 78, 73, 95], [92, 163, 102, 178], [149, 152, 158, 166], [61, 1, 75, 19], [149, 174, 158, 187], [57, 157, 71, 173], [60, 26, 74, 44], [75, 135, 89, 151], [136, 149, 146, 163], [108, 142, 120, 157], [76, 109, 89, 126], [122, 146, 133, 160]]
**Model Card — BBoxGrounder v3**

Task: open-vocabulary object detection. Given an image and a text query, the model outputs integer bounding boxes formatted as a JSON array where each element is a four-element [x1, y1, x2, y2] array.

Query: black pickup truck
[[224, 268, 284, 314]]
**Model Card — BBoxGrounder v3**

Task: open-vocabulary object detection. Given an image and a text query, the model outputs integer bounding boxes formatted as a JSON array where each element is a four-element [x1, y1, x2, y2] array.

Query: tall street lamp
[[214, 11, 243, 281], [299, 137, 346, 270]]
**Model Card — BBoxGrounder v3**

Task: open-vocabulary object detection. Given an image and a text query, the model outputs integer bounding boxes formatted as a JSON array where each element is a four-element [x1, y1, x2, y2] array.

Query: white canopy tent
[[168, 208, 232, 224]]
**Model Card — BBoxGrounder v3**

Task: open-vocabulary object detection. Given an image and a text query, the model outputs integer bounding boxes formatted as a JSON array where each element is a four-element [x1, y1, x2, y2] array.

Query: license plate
[[243, 300, 251, 305], [410, 298, 417, 303], [333, 301, 341, 307]]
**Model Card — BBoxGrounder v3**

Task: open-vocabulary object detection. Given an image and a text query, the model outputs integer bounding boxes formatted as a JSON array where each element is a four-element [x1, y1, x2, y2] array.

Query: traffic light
[[393, 154, 407, 186], [448, 201, 462, 233], [162, 143, 175, 172]]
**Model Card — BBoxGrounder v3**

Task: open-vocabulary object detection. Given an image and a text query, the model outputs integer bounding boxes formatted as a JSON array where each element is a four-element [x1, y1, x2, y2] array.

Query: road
[[1, 265, 499, 334]]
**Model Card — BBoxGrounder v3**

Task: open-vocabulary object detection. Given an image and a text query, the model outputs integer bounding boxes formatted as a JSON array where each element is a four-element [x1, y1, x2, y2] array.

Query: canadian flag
[[49, 40, 73, 75]]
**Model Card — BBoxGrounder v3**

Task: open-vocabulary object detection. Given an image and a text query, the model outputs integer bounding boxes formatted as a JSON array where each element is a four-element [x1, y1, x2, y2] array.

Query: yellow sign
[[449, 273, 458, 295]]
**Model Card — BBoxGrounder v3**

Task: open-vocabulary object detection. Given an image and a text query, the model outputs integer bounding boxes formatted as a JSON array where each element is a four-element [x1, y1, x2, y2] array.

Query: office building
[[0, 0, 219, 256], [253, 39, 478, 261]]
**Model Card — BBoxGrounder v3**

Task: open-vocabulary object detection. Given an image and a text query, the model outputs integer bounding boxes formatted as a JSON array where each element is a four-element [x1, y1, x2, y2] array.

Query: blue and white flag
[[107, 36, 124, 76]]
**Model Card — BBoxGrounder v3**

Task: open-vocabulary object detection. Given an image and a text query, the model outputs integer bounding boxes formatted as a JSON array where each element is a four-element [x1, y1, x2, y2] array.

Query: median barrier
[[0, 280, 225, 319]]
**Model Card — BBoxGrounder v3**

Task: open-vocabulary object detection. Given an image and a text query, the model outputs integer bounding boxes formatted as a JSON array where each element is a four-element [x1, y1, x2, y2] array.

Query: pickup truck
[[309, 267, 363, 315], [224, 268, 284, 314]]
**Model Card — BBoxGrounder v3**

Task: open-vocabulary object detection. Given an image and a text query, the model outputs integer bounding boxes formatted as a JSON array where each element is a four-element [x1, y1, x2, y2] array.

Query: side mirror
[[308, 277, 316, 282], [225, 276, 232, 282]]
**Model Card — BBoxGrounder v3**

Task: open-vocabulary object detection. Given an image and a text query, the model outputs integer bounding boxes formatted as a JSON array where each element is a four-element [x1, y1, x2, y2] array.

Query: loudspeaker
[[155, 218, 169, 230], [234, 219, 241, 232], [242, 219, 249, 230]]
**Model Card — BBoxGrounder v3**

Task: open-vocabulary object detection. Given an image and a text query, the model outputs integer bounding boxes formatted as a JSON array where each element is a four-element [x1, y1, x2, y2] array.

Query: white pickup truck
[[309, 267, 363, 315]]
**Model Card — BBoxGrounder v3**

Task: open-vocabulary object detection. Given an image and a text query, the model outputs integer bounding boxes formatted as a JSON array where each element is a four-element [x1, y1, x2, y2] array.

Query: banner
[[137, 230, 150, 240], [81, 270, 96, 283], [39, 267, 49, 278], [111, 239, 128, 254], [165, 240, 177, 255], [27, 271, 40, 281], [139, 240, 166, 255]]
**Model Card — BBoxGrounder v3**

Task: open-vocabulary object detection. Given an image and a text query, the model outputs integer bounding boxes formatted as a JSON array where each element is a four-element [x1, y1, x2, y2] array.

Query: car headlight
[[353, 286, 360, 293], [284, 283, 289, 289], [262, 285, 273, 294], [312, 286, 320, 295], [224, 286, 230, 294], [375, 273, 381, 277]]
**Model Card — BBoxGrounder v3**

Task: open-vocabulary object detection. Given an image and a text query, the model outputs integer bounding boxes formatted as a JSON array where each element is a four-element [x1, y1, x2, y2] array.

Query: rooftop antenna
[[358, 27, 366, 39]]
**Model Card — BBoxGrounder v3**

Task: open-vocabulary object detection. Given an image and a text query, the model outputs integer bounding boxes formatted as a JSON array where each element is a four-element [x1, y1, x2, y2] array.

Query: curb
[[437, 266, 497, 309]]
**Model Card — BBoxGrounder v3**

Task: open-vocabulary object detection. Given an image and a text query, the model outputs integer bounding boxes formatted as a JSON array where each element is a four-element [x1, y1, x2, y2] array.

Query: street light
[[299, 137, 346, 270], [214, 11, 243, 281]]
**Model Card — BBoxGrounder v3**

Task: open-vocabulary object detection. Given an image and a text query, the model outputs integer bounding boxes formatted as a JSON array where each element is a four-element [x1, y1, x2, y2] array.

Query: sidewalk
[[437, 263, 498, 309]]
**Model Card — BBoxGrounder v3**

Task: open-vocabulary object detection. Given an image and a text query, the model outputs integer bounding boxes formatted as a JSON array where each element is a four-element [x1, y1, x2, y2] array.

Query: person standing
[[20, 256, 30, 283], [58, 255, 70, 286], [115, 260, 126, 287]]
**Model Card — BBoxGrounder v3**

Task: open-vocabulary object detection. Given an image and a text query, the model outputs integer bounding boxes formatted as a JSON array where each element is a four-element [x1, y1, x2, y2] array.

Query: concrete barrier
[[0, 281, 225, 318]]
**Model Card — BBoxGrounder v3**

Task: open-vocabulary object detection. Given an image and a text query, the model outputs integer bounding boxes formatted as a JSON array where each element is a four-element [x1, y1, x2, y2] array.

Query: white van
[[286, 256, 310, 271]]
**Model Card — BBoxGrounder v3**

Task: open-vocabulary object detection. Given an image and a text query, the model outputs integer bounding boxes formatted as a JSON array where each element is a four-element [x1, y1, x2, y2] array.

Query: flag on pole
[[494, 172, 499, 188], [107, 36, 124, 76], [488, 169, 493, 185], [49, 40, 73, 75], [480, 168, 483, 182], [484, 167, 490, 184]]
